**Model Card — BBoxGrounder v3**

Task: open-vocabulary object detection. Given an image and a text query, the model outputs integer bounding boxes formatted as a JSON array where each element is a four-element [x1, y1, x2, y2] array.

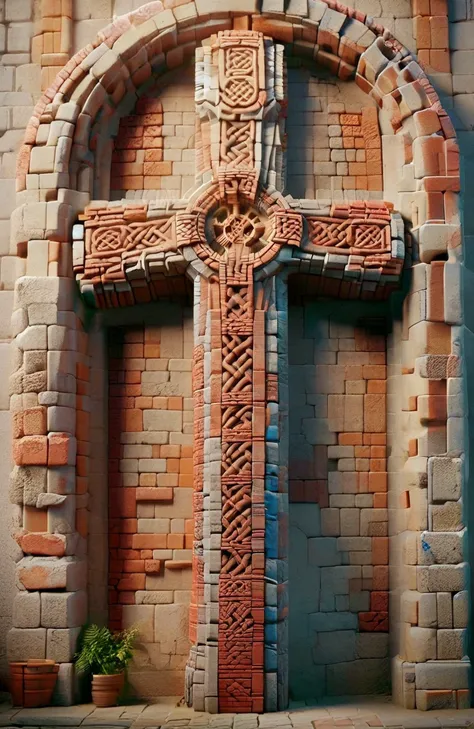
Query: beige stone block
[[14, 276, 74, 310], [437, 592, 453, 629], [1, 256, 26, 291], [30, 146, 55, 174], [418, 593, 437, 629], [430, 501, 463, 532], [136, 591, 173, 605], [10, 465, 46, 506], [46, 627, 81, 662], [428, 457, 461, 503], [154, 603, 188, 655], [417, 564, 466, 593], [453, 591, 468, 629], [143, 410, 182, 432], [419, 531, 464, 566], [401, 591, 420, 625], [405, 626, 437, 662], [13, 591, 41, 628], [360, 509, 388, 536], [122, 604, 154, 643], [437, 629, 466, 660], [340, 508, 359, 536], [138, 518, 170, 534], [344, 395, 363, 432], [321, 508, 340, 536], [415, 660, 470, 690], [7, 627, 46, 660]]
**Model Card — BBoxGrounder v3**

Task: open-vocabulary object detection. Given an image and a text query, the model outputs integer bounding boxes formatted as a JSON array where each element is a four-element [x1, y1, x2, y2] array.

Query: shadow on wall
[[287, 292, 392, 701]]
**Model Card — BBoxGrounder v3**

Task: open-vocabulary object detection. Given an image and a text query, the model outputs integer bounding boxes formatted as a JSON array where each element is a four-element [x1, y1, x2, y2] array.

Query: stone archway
[[8, 0, 466, 714]]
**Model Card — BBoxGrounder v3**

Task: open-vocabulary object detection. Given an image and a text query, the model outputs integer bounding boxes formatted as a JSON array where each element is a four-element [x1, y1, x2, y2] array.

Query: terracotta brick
[[368, 472, 387, 493], [167, 533, 184, 549], [23, 507, 48, 532], [179, 474, 193, 487], [372, 537, 389, 565], [408, 439, 418, 457], [132, 534, 167, 549], [117, 574, 145, 590], [136, 487, 173, 502], [139, 474, 156, 487], [144, 559, 161, 574], [20, 532, 65, 556], [23, 407, 47, 436], [76, 508, 88, 538], [48, 433, 73, 466], [123, 559, 144, 572], [373, 493, 387, 509], [123, 409, 143, 432], [161, 445, 181, 458], [13, 436, 48, 466], [367, 380, 386, 394], [180, 458, 193, 474], [144, 344, 160, 358]]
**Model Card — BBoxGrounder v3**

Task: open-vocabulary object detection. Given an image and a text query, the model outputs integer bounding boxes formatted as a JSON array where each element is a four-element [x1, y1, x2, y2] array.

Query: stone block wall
[[288, 300, 389, 699], [111, 68, 195, 201], [106, 314, 193, 698], [286, 68, 383, 200], [1, 0, 474, 712]]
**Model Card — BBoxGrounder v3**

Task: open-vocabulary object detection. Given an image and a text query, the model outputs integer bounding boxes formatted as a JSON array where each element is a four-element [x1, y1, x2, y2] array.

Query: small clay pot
[[10, 660, 59, 708], [91, 672, 125, 707]]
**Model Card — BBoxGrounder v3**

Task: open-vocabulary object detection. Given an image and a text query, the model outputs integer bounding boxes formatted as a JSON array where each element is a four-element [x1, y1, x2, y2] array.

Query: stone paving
[[2, 697, 474, 729]]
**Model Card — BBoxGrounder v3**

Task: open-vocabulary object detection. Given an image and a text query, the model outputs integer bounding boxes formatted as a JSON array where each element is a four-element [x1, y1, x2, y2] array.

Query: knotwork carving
[[213, 204, 266, 252], [221, 335, 253, 400], [76, 206, 176, 283], [217, 31, 265, 115], [222, 441, 252, 479], [306, 202, 393, 256], [220, 121, 255, 169], [222, 483, 251, 547]]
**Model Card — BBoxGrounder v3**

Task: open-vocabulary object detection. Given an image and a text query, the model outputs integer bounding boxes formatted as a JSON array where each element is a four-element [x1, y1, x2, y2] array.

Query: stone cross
[[73, 29, 404, 714]]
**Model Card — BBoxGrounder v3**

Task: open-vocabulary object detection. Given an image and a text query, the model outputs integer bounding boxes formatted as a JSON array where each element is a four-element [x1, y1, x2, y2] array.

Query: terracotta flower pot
[[10, 660, 59, 708], [91, 672, 125, 707]]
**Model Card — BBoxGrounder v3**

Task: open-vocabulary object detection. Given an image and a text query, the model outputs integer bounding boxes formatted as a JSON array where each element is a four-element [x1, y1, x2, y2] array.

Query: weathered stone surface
[[20, 532, 66, 557], [46, 627, 81, 662], [41, 591, 87, 628], [12, 591, 41, 628], [18, 556, 86, 591], [7, 627, 46, 661]]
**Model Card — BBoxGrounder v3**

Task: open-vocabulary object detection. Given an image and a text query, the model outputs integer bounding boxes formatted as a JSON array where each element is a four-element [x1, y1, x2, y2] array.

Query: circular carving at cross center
[[211, 204, 267, 254]]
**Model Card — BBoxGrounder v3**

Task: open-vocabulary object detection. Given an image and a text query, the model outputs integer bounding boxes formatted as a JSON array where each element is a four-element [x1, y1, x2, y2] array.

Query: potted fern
[[75, 625, 138, 707]]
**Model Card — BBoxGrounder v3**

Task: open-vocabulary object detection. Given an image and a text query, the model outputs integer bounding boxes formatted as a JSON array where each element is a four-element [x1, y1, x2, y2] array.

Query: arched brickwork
[[9, 0, 465, 714]]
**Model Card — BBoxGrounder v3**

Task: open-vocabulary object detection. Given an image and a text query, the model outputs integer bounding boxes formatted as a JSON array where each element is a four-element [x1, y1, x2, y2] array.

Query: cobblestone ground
[[2, 697, 474, 729]]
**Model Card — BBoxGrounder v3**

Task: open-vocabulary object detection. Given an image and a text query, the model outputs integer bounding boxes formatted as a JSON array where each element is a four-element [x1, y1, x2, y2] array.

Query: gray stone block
[[415, 660, 470, 689], [13, 591, 41, 628], [41, 591, 87, 628]]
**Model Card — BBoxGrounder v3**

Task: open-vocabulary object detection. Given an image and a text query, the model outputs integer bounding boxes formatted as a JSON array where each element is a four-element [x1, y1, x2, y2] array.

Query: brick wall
[[288, 300, 389, 699], [106, 312, 194, 698], [111, 66, 195, 201], [286, 66, 382, 201]]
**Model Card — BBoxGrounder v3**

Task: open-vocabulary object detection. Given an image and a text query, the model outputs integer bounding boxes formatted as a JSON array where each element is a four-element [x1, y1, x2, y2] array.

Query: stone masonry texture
[[0, 0, 473, 717]]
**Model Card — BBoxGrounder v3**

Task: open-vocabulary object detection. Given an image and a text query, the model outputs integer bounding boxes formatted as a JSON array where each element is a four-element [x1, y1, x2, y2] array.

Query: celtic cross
[[73, 30, 404, 714]]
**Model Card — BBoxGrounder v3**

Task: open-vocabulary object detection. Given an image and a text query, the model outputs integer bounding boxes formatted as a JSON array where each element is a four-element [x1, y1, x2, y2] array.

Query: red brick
[[20, 532, 65, 557], [117, 574, 145, 590], [13, 436, 48, 466], [132, 534, 167, 549], [136, 487, 173, 502], [23, 407, 47, 436]]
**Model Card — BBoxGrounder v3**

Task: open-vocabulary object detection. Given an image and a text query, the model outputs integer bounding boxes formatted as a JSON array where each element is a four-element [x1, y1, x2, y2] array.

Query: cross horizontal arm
[[73, 196, 403, 306]]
